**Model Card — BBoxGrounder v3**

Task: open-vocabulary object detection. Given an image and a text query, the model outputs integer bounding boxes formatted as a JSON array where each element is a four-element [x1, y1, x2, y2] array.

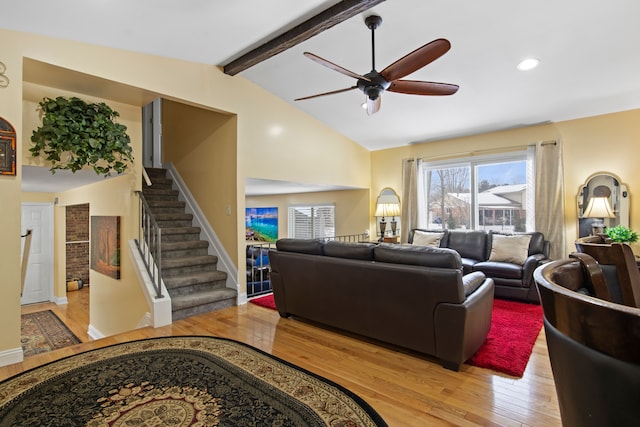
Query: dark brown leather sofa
[[269, 239, 495, 371], [408, 229, 549, 303]]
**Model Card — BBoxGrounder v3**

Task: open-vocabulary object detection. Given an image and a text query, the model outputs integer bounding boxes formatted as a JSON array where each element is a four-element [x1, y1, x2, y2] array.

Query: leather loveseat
[[269, 238, 495, 371], [409, 229, 549, 303]]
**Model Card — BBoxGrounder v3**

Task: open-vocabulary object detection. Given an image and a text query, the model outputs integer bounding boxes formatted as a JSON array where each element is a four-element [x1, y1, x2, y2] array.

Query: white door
[[142, 98, 163, 168], [21, 203, 54, 305]]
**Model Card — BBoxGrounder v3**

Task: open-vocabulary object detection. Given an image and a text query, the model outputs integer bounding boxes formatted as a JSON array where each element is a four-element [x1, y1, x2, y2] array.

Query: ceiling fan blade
[[294, 86, 357, 101], [380, 39, 451, 82], [388, 80, 459, 96], [366, 96, 381, 115], [304, 52, 370, 81]]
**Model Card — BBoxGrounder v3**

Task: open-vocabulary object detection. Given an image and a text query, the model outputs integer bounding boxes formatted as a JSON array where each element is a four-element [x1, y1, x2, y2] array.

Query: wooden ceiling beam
[[222, 0, 386, 76]]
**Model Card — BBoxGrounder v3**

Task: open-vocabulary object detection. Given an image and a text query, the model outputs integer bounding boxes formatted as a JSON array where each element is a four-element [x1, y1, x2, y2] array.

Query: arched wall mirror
[[577, 173, 629, 237], [375, 188, 401, 239]]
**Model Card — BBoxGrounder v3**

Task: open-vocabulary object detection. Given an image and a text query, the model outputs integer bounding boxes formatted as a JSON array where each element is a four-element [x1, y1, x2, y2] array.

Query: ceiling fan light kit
[[296, 15, 459, 115]]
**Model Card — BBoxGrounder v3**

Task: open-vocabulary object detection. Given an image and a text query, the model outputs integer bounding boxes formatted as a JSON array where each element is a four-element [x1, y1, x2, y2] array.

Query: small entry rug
[[249, 293, 277, 310], [0, 336, 387, 426], [467, 298, 543, 377], [251, 294, 543, 377], [21, 310, 81, 357]]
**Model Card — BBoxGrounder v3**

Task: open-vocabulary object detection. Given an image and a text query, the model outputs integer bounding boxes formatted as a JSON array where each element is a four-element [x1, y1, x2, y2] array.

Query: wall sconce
[[582, 196, 615, 235]]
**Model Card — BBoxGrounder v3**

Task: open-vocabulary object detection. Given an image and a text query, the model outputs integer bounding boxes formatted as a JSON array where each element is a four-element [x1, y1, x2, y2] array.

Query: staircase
[[142, 167, 237, 320]]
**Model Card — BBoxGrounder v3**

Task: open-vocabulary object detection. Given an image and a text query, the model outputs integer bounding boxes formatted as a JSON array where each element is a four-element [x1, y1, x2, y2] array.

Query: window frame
[[287, 204, 336, 239], [418, 150, 534, 231]]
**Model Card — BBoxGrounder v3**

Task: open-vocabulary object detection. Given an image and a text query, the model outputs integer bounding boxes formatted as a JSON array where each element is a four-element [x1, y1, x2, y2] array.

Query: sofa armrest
[[522, 253, 547, 287], [434, 278, 495, 370], [462, 271, 487, 297]]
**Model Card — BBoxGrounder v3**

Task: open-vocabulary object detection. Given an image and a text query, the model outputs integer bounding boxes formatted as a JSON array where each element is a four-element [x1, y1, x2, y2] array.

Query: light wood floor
[[3, 288, 561, 426]]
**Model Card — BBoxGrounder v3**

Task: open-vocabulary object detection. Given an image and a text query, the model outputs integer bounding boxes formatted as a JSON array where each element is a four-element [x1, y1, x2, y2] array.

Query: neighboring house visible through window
[[288, 205, 336, 238], [418, 151, 534, 232]]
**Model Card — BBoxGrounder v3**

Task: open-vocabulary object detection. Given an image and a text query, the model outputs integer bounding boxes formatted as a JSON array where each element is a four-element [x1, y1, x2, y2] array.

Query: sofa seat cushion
[[460, 258, 481, 275], [374, 243, 462, 269], [473, 261, 523, 280]]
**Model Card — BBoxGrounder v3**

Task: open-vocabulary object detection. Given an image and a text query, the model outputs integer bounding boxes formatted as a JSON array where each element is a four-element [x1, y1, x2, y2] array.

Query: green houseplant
[[30, 96, 133, 176], [605, 225, 639, 243]]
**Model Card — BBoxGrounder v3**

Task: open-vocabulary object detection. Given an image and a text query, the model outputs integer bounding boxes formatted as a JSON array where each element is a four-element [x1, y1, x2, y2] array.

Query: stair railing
[[134, 190, 164, 298]]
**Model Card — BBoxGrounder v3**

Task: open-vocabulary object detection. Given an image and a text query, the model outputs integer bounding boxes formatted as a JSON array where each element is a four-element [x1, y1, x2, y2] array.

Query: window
[[288, 205, 336, 238], [418, 151, 534, 232]]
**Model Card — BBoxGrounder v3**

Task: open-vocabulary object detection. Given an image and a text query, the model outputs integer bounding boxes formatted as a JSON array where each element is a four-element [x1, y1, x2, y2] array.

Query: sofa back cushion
[[447, 230, 489, 261], [324, 241, 376, 261], [275, 238, 324, 255], [374, 243, 462, 269]]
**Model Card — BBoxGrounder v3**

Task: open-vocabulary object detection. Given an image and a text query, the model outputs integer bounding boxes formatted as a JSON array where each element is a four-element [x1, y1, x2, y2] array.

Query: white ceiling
[[5, 0, 640, 192]]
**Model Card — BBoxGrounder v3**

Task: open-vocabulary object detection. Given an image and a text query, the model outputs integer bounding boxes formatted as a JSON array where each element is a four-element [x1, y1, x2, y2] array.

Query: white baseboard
[[54, 296, 69, 305], [87, 324, 105, 340], [0, 347, 24, 367]]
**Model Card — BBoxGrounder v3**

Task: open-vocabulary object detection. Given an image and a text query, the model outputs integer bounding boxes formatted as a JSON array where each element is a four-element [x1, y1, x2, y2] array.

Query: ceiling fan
[[295, 15, 459, 115]]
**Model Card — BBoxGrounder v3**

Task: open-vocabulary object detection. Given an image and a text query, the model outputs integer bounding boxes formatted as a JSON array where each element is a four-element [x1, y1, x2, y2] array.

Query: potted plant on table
[[605, 225, 639, 244], [29, 96, 133, 177]]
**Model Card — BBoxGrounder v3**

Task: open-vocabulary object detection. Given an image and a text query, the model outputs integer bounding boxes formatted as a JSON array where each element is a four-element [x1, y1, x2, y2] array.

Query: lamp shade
[[583, 197, 615, 219], [374, 203, 386, 217], [385, 202, 401, 217]]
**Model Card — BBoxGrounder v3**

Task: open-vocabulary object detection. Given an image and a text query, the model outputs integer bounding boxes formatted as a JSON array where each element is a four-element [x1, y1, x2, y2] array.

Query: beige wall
[[0, 28, 371, 358], [0, 41, 24, 357], [246, 188, 371, 240], [162, 99, 239, 265], [20, 80, 145, 337], [371, 110, 640, 255]]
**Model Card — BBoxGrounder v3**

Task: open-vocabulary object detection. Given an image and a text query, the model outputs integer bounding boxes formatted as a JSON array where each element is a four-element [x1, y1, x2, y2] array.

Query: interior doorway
[[21, 203, 54, 305]]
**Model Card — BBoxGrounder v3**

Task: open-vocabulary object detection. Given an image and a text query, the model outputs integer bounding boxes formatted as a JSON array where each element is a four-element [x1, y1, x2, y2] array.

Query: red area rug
[[467, 298, 543, 377], [249, 294, 542, 377], [249, 294, 277, 310]]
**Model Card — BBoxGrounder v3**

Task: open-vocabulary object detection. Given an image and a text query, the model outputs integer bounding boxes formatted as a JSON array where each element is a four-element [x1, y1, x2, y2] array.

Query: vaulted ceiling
[[3, 0, 640, 153]]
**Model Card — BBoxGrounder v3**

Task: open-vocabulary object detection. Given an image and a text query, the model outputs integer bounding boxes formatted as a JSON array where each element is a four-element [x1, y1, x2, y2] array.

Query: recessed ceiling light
[[517, 58, 540, 71]]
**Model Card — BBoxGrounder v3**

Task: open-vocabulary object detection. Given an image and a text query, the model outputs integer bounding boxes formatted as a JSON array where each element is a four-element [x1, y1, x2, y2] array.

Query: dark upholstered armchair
[[534, 258, 640, 427]]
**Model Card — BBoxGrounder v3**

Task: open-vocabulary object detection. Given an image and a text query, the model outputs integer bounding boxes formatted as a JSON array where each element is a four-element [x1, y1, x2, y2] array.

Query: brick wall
[[66, 204, 89, 285]]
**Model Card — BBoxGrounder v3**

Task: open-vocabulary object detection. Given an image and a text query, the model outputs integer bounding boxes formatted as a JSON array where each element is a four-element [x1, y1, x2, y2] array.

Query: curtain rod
[[404, 139, 557, 162]]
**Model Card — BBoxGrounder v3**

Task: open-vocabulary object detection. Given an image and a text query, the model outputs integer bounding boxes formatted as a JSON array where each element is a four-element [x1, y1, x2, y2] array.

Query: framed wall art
[[245, 207, 278, 242], [91, 216, 121, 279], [0, 116, 16, 176]]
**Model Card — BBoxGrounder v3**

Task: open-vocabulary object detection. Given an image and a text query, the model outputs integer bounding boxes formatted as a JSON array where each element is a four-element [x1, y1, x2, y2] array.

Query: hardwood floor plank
[[3, 291, 562, 426]]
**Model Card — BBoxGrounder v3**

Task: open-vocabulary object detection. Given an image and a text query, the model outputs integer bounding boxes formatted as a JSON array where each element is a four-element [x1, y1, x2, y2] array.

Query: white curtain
[[532, 140, 566, 259], [401, 158, 419, 243]]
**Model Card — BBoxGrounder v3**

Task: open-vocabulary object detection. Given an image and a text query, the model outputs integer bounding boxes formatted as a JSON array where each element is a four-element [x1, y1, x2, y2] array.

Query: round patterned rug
[[0, 336, 387, 426]]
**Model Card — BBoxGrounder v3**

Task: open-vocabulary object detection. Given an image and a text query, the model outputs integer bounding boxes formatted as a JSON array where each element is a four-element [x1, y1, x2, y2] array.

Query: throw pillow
[[489, 234, 532, 265], [412, 230, 444, 247]]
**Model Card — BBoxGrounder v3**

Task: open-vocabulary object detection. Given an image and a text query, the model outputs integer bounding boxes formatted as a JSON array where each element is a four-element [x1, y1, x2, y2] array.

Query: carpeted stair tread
[[164, 270, 228, 289], [154, 213, 194, 221], [163, 255, 218, 269], [142, 188, 180, 198], [171, 288, 237, 310], [141, 166, 237, 321], [162, 240, 208, 251], [160, 226, 201, 235]]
